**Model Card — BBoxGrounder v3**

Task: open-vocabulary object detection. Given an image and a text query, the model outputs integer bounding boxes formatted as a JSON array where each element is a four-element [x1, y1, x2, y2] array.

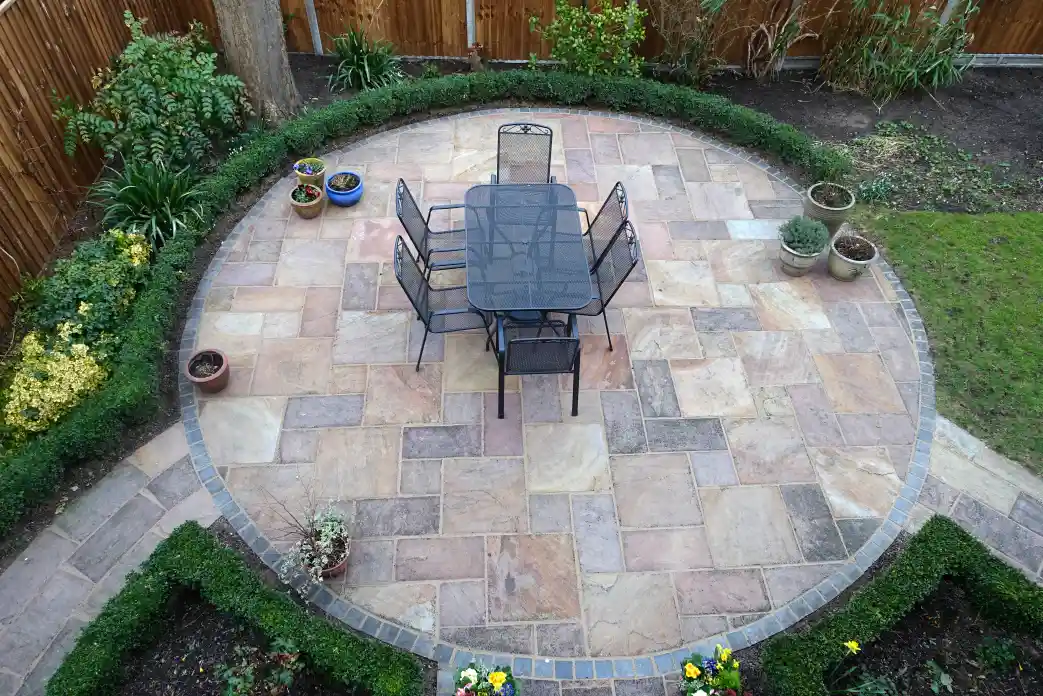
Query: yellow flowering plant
[[454, 662, 517, 696], [681, 645, 747, 695], [3, 333, 106, 436]]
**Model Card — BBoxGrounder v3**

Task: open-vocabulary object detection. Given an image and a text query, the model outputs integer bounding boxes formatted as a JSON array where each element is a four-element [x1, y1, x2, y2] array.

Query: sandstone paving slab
[[836, 518, 881, 552], [439, 580, 486, 627], [402, 425, 482, 459], [646, 261, 720, 308], [526, 423, 611, 492], [681, 615, 730, 643], [825, 302, 876, 353], [733, 331, 819, 387], [725, 417, 815, 485], [284, 394, 363, 428], [836, 413, 916, 446], [622, 528, 712, 571], [316, 427, 400, 498], [1011, 494, 1043, 537], [396, 537, 485, 581], [128, 423, 190, 478], [0, 569, 92, 674], [443, 458, 527, 533], [146, 456, 199, 511], [536, 623, 587, 657], [688, 451, 739, 487], [671, 358, 756, 418], [84, 530, 163, 617], [484, 392, 524, 456], [600, 390, 649, 454], [622, 308, 702, 360], [780, 484, 849, 562], [252, 339, 333, 395], [582, 573, 681, 656], [748, 279, 830, 331], [810, 447, 903, 519], [364, 364, 442, 425], [399, 459, 441, 495], [814, 353, 906, 414], [701, 486, 802, 566], [53, 463, 148, 542], [674, 569, 770, 614], [344, 540, 394, 585], [442, 625, 535, 654], [199, 397, 285, 466], [952, 495, 1043, 573], [786, 384, 845, 447], [530, 494, 573, 534], [488, 534, 581, 622], [0, 530, 77, 628], [333, 311, 410, 364], [644, 418, 727, 452], [632, 360, 682, 418], [762, 563, 843, 605], [572, 495, 625, 573], [357, 497, 440, 537], [611, 453, 703, 528], [705, 240, 777, 283], [346, 584, 437, 633], [13, 615, 87, 695], [929, 444, 1020, 514]]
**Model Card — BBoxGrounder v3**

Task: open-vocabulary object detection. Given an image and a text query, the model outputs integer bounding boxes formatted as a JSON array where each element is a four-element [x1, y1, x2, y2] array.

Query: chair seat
[[428, 247, 465, 270], [428, 286, 491, 333]]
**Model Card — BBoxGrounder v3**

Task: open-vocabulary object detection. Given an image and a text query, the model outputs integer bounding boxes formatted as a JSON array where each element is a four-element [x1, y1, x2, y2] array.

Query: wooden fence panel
[[281, 0, 466, 56], [476, 0, 555, 60], [969, 0, 1043, 54]]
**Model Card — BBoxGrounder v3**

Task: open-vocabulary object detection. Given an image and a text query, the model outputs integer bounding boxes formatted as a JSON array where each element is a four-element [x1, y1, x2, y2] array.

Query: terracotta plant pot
[[294, 158, 326, 187], [290, 184, 324, 219], [828, 234, 878, 282], [320, 553, 349, 579], [778, 241, 822, 277], [185, 349, 229, 393], [804, 182, 855, 237]]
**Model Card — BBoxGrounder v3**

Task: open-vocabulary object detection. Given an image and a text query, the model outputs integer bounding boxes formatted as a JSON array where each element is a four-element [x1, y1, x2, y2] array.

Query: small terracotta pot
[[290, 185, 324, 219], [320, 552, 349, 579], [294, 159, 326, 187], [185, 349, 229, 393]]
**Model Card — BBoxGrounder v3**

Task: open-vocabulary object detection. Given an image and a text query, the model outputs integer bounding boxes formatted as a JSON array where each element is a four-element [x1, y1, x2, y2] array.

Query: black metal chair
[[492, 123, 555, 184], [395, 179, 464, 277], [394, 237, 492, 371], [582, 182, 628, 270], [494, 316, 581, 419], [573, 220, 640, 351]]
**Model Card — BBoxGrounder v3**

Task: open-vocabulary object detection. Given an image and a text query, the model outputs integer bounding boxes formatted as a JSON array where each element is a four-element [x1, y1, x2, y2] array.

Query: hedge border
[[179, 99, 936, 686], [761, 515, 1043, 696], [45, 521, 424, 696], [0, 69, 855, 540]]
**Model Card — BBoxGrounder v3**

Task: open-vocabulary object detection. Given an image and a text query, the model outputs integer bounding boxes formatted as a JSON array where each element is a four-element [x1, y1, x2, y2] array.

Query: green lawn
[[866, 212, 1043, 472]]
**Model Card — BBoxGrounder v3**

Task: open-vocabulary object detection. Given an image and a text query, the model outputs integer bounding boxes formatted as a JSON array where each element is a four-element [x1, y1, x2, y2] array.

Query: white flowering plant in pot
[[267, 485, 352, 588]]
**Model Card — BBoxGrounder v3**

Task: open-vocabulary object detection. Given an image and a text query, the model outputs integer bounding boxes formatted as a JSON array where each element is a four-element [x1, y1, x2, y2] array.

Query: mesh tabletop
[[465, 184, 593, 312]]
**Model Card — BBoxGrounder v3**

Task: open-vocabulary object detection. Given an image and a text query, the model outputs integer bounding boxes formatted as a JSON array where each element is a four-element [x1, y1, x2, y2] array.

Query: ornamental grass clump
[[780, 215, 830, 255]]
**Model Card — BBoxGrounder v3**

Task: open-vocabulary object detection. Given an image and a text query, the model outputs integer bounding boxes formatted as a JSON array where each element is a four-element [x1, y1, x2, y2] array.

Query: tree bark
[[211, 0, 300, 124]]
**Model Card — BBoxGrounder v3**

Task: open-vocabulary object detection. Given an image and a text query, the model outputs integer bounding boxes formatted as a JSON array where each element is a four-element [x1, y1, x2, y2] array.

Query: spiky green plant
[[328, 27, 405, 92], [91, 162, 205, 249], [779, 216, 829, 255]]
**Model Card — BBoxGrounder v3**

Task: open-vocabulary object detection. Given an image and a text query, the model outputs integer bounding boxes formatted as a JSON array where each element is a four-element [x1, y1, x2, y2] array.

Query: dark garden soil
[[834, 235, 876, 261], [831, 577, 1043, 695], [116, 594, 355, 696]]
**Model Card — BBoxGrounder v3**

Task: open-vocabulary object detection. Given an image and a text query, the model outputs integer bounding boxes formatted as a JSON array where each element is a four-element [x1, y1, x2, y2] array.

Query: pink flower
[[457, 689, 468, 696]]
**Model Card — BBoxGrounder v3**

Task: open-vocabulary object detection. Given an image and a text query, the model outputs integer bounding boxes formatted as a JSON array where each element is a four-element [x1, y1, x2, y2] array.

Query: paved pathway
[[0, 424, 217, 696], [1, 108, 1041, 696], [182, 109, 931, 672]]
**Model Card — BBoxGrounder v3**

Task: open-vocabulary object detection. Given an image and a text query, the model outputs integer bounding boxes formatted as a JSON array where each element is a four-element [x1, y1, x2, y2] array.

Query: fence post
[[303, 0, 323, 54], [466, 0, 476, 47]]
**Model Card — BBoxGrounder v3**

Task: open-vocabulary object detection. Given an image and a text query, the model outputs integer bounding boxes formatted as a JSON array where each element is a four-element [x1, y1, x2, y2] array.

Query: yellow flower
[[844, 640, 861, 655], [77, 301, 92, 316], [719, 648, 732, 663], [684, 663, 700, 679], [716, 661, 724, 671], [488, 672, 507, 692], [732, 660, 739, 669]]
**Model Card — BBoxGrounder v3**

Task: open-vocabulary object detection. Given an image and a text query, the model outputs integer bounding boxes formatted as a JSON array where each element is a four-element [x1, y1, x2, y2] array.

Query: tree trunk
[[211, 0, 300, 124]]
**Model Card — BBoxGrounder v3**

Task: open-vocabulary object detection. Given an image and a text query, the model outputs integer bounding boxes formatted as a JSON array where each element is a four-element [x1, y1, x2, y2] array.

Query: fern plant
[[91, 162, 205, 249], [54, 11, 251, 167], [328, 28, 405, 92]]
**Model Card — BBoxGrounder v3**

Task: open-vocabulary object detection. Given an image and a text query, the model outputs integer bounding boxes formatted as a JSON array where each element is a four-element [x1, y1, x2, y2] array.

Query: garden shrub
[[529, 0, 647, 77], [46, 522, 423, 696], [92, 162, 206, 250], [54, 11, 250, 167], [819, 0, 978, 104], [0, 69, 850, 538], [761, 516, 1043, 696], [328, 27, 406, 92], [645, 0, 734, 86]]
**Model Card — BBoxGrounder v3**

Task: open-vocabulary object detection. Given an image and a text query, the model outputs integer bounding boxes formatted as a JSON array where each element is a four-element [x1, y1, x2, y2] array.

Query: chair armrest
[[428, 245, 466, 254], [425, 203, 465, 225], [429, 226, 465, 235], [490, 173, 498, 184], [497, 319, 506, 355], [550, 175, 557, 184], [431, 307, 477, 317]]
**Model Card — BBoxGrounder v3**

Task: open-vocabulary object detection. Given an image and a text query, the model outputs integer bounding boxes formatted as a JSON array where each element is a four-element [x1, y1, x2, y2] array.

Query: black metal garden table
[[463, 183, 592, 317]]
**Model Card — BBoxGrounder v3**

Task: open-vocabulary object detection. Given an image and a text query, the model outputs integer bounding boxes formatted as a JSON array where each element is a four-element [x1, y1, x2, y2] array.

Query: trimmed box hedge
[[46, 521, 423, 696], [761, 515, 1043, 696], [0, 69, 852, 538]]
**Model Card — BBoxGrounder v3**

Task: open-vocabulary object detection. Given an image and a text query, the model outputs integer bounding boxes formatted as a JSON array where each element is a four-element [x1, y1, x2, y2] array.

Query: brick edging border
[[177, 107, 935, 688]]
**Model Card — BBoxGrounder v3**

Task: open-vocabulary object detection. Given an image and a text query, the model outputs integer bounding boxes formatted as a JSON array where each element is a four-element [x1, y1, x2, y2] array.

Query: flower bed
[[45, 522, 423, 696], [761, 516, 1043, 696], [0, 69, 851, 538]]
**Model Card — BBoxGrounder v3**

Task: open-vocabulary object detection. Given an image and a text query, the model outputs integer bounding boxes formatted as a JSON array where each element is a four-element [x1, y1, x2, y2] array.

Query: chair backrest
[[591, 220, 640, 309], [496, 123, 553, 184], [395, 179, 430, 258], [504, 334, 580, 376], [393, 236, 431, 322], [587, 182, 628, 271]]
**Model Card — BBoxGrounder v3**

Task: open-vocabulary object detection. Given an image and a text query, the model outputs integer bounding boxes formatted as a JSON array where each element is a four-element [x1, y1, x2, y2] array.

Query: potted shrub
[[454, 662, 517, 696], [293, 157, 326, 186], [778, 215, 829, 277], [325, 171, 364, 207], [185, 348, 229, 393], [804, 181, 855, 236], [289, 183, 323, 219], [278, 501, 351, 583], [829, 232, 879, 281]]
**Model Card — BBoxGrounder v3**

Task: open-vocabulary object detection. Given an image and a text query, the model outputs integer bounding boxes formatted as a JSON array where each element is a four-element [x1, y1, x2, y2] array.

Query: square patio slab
[[622, 308, 702, 360], [810, 446, 903, 518], [583, 573, 682, 656], [701, 486, 802, 566], [487, 534, 581, 621], [725, 417, 815, 484], [443, 458, 527, 533], [526, 423, 610, 493], [646, 261, 720, 307], [610, 453, 703, 527], [813, 353, 906, 414], [333, 311, 410, 364], [732, 331, 819, 387], [670, 358, 757, 418], [363, 364, 442, 425]]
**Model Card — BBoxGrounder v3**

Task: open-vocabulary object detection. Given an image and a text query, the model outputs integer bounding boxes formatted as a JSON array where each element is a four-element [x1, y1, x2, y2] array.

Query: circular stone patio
[[180, 109, 932, 674]]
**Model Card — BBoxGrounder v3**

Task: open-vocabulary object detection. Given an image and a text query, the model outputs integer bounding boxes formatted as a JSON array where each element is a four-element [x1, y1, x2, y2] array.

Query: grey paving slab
[[953, 495, 1043, 572], [14, 616, 86, 696], [53, 463, 148, 541], [402, 425, 482, 458], [284, 395, 364, 428], [644, 419, 727, 451], [67, 495, 165, 582], [600, 391, 648, 454], [0, 530, 77, 628], [146, 455, 199, 510], [572, 494, 625, 573], [632, 360, 681, 418], [0, 570, 92, 674]]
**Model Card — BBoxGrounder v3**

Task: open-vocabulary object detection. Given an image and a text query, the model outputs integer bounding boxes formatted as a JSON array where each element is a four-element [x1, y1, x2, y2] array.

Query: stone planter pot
[[290, 185, 324, 219], [320, 552, 349, 579], [326, 171, 364, 207], [185, 348, 229, 394], [294, 158, 326, 187], [828, 234, 878, 282], [778, 241, 822, 277], [804, 182, 855, 237]]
